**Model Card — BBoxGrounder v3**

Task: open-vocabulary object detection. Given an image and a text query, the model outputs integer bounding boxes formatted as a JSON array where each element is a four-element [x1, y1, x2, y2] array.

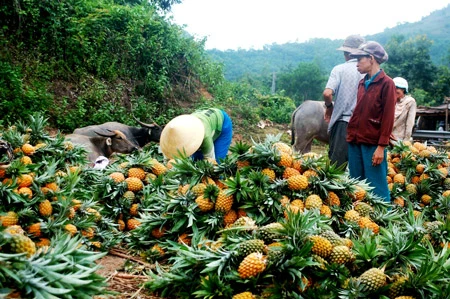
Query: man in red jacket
[[347, 41, 396, 203]]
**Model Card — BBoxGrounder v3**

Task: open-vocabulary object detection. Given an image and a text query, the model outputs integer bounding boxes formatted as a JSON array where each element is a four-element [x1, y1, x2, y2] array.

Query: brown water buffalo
[[73, 119, 163, 148], [291, 100, 329, 153], [65, 130, 139, 163]]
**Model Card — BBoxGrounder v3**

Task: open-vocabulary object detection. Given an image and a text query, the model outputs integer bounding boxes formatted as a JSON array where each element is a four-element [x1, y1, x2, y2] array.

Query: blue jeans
[[192, 110, 233, 162], [347, 143, 390, 202]]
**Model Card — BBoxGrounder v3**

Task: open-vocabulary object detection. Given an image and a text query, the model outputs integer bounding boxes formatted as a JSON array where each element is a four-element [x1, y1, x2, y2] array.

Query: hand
[[324, 106, 333, 123], [372, 146, 385, 166]]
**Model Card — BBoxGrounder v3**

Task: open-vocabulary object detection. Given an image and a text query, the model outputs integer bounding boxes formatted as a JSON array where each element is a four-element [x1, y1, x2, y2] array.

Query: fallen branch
[[108, 249, 155, 269], [115, 273, 148, 280]]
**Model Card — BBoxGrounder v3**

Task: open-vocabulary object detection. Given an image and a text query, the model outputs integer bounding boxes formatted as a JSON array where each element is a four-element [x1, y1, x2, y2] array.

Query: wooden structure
[[413, 97, 450, 144]]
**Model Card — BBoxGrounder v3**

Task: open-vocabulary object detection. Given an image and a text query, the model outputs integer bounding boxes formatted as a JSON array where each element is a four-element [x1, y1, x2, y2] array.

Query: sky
[[170, 0, 450, 51]]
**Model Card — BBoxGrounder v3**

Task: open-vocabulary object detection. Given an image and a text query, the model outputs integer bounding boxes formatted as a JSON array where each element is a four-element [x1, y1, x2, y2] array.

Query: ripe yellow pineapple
[[238, 252, 267, 279], [282, 167, 300, 179], [358, 217, 380, 234], [21, 143, 35, 155], [128, 167, 146, 180], [232, 292, 257, 299], [81, 227, 95, 239], [65, 224, 78, 236], [261, 168, 276, 181], [415, 164, 425, 174], [326, 191, 341, 207], [354, 201, 373, 217], [191, 183, 207, 196], [151, 159, 167, 176], [290, 199, 304, 210], [344, 209, 361, 222], [287, 174, 308, 191], [305, 194, 322, 209], [421, 194, 432, 205], [273, 142, 292, 154], [393, 197, 405, 207], [117, 219, 125, 231], [405, 183, 417, 194], [195, 195, 215, 212], [35, 237, 51, 247], [45, 182, 59, 192], [39, 200, 53, 217], [18, 187, 33, 199], [127, 218, 141, 230], [277, 151, 293, 168], [0, 211, 19, 226], [20, 155, 32, 165], [215, 189, 234, 212], [320, 204, 332, 218], [393, 173, 405, 184], [18, 174, 33, 188], [310, 235, 333, 258], [223, 209, 238, 226], [27, 223, 42, 237], [125, 177, 143, 192], [123, 190, 136, 201], [130, 203, 139, 216], [358, 267, 386, 292], [302, 169, 318, 178], [351, 186, 366, 201], [109, 172, 125, 183]]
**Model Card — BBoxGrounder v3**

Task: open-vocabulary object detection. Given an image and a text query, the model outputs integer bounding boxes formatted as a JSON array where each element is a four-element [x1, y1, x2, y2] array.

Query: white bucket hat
[[160, 115, 205, 159]]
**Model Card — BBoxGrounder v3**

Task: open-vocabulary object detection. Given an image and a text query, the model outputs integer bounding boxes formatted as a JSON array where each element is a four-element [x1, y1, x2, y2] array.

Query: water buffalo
[[65, 130, 139, 163], [291, 100, 329, 153], [73, 119, 163, 148]]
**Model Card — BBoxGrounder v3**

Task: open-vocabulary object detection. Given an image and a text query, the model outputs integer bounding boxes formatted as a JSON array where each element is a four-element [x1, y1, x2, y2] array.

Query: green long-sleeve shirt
[[192, 108, 224, 159]]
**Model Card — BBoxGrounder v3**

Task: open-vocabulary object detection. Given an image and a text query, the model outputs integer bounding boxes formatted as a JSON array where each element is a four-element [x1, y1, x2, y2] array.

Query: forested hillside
[[209, 4, 450, 82]]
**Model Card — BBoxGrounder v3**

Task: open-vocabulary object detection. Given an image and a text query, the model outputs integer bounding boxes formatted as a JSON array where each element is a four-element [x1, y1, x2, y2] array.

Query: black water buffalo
[[65, 130, 139, 163], [73, 120, 163, 148], [291, 100, 329, 153]]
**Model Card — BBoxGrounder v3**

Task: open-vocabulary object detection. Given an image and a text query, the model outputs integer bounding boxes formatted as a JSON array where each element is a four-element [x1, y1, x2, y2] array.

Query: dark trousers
[[329, 121, 349, 167]]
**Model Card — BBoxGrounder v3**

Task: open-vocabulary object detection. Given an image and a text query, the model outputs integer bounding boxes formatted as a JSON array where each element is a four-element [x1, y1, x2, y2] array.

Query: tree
[[384, 35, 438, 104], [276, 62, 326, 106]]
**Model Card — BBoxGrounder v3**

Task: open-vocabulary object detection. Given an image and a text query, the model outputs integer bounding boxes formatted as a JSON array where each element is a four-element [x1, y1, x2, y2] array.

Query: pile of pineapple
[[2, 114, 450, 298], [0, 114, 118, 298]]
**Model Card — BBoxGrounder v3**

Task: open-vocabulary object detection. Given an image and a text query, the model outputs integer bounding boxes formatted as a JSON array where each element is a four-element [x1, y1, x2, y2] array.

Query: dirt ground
[[95, 248, 162, 299]]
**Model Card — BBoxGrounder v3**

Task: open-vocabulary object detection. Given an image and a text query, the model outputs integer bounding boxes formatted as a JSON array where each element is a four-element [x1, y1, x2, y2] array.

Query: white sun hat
[[160, 114, 205, 159]]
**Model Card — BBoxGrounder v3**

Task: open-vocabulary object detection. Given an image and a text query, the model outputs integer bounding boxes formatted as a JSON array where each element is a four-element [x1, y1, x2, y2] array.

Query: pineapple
[[326, 191, 341, 206], [232, 292, 256, 299], [35, 238, 51, 247], [287, 174, 309, 191], [223, 209, 238, 226], [358, 267, 386, 292], [20, 156, 32, 165], [320, 205, 332, 218], [65, 224, 78, 236], [393, 173, 405, 184], [127, 167, 146, 180], [358, 217, 380, 234], [109, 172, 125, 183], [421, 194, 432, 205], [127, 218, 141, 230], [329, 245, 351, 264], [130, 203, 139, 216], [21, 143, 35, 155], [125, 177, 143, 192], [18, 174, 33, 188], [117, 219, 125, 231], [215, 189, 234, 212], [238, 252, 267, 279], [191, 183, 207, 196], [238, 239, 267, 257], [195, 195, 214, 212], [282, 167, 300, 179], [354, 201, 373, 217], [261, 168, 276, 181], [8, 233, 36, 258], [277, 151, 293, 168], [27, 223, 42, 237], [320, 230, 345, 247], [178, 233, 191, 245], [310, 235, 333, 258], [305, 194, 322, 209], [344, 209, 361, 222], [18, 187, 33, 199], [123, 190, 136, 201], [258, 222, 284, 243], [352, 185, 366, 201], [38, 200, 53, 217], [151, 159, 167, 176], [151, 226, 167, 239], [388, 276, 407, 298], [273, 142, 292, 155]]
